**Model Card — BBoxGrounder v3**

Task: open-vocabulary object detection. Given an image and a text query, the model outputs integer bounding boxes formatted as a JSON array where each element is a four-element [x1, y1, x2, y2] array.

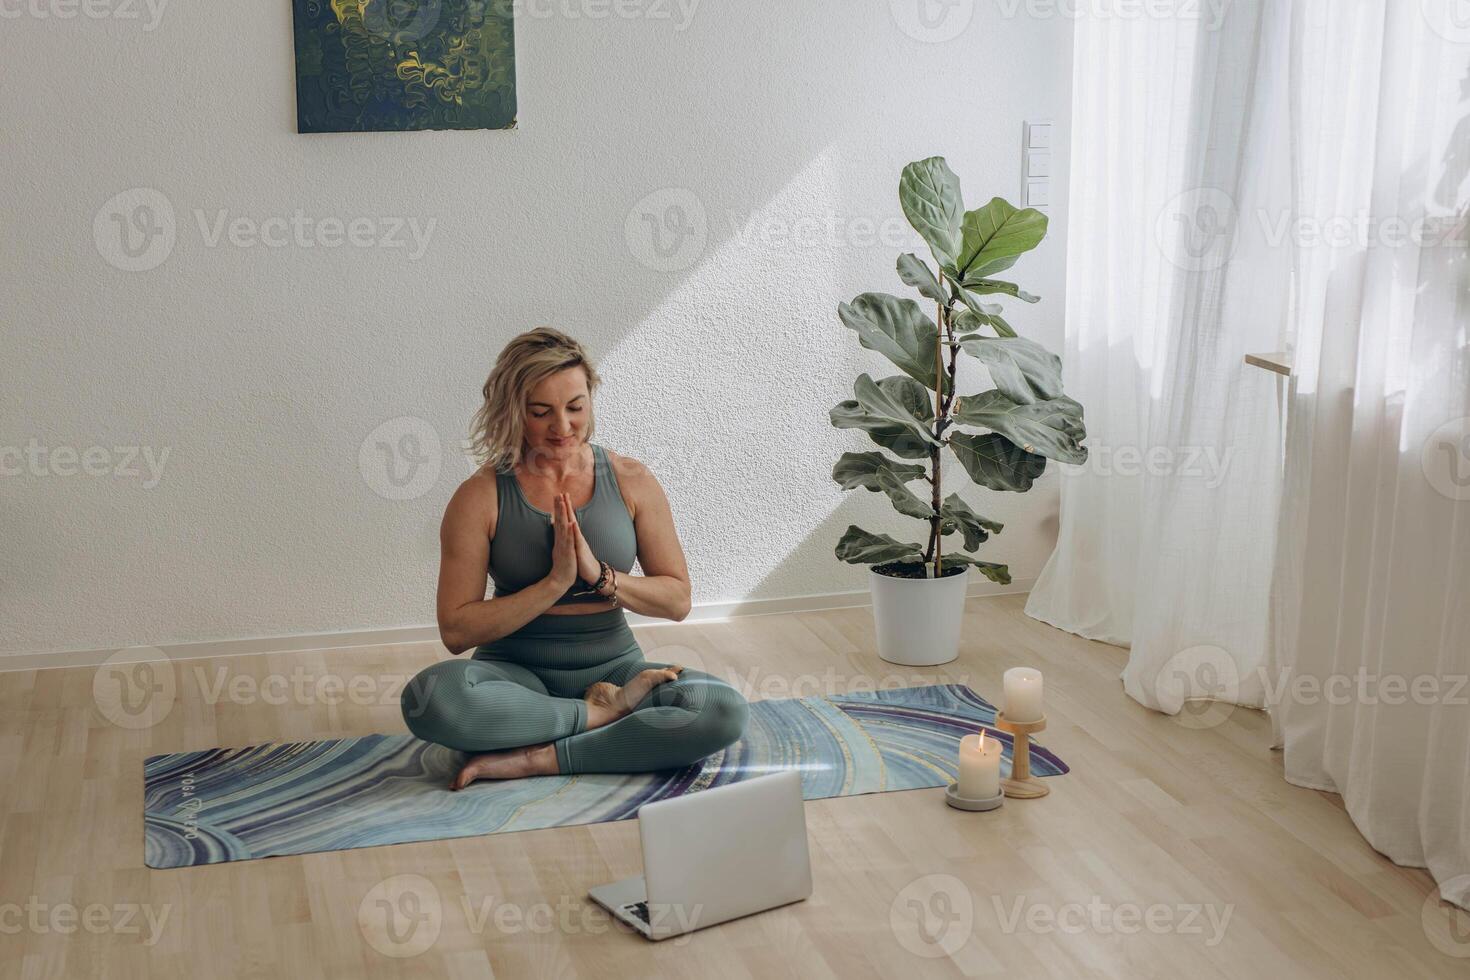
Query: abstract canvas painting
[[291, 0, 517, 133]]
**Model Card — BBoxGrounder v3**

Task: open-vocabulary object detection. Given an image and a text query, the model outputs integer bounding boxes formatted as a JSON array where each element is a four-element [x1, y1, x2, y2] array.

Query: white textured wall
[[1, 1, 1073, 657]]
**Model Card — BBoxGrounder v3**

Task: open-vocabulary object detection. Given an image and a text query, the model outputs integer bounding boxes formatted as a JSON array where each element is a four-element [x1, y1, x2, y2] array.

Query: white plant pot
[[868, 564, 968, 667]]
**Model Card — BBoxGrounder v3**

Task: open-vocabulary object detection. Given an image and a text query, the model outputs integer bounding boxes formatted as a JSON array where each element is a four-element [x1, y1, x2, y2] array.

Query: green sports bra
[[489, 442, 638, 604]]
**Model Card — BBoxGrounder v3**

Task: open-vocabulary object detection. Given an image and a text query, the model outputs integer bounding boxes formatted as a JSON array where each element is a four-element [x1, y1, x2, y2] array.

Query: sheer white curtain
[[1026, 1, 1293, 713], [1267, 1, 1470, 910], [1040, 0, 1470, 908]]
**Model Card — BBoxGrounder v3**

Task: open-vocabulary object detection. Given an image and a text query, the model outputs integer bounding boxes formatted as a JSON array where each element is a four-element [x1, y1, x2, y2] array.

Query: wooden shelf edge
[[1245, 352, 1294, 376]]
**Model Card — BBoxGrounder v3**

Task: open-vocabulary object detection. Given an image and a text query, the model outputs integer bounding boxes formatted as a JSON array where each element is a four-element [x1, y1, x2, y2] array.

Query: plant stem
[[928, 289, 947, 575]]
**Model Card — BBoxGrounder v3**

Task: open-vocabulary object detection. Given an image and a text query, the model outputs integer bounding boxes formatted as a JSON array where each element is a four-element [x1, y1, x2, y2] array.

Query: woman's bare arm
[[435, 477, 563, 655], [592, 455, 692, 622]]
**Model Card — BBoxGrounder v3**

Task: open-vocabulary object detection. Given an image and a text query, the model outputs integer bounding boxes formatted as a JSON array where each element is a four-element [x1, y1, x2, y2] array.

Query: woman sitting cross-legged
[[400, 327, 749, 791]]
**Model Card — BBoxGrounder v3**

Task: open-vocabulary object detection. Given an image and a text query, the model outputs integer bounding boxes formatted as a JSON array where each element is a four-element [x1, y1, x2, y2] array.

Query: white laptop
[[588, 769, 813, 941]]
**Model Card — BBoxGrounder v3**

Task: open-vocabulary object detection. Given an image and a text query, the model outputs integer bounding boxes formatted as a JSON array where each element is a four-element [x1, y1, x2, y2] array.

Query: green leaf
[[953, 295, 1003, 317], [939, 493, 1004, 550], [950, 283, 1017, 337], [837, 293, 950, 396], [948, 432, 1048, 492], [830, 373, 941, 456], [960, 278, 1041, 304], [954, 310, 1016, 339], [899, 157, 964, 268], [852, 373, 941, 446], [896, 253, 947, 306], [952, 390, 1087, 464], [955, 335, 1064, 404], [939, 552, 1012, 585], [833, 451, 935, 521], [835, 525, 925, 566], [878, 373, 938, 424], [831, 376, 936, 460], [877, 479, 935, 522], [832, 451, 929, 488], [956, 198, 1048, 280]]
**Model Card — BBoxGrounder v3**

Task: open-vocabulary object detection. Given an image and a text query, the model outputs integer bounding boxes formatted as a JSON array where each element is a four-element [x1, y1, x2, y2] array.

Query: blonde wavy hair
[[469, 327, 602, 473]]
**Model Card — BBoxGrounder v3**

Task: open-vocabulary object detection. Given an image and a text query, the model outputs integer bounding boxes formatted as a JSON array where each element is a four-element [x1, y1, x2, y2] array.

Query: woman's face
[[524, 367, 590, 459]]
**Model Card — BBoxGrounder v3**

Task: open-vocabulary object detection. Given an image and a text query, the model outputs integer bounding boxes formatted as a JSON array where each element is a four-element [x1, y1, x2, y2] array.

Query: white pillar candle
[[1003, 667, 1044, 723], [957, 731, 1002, 799]]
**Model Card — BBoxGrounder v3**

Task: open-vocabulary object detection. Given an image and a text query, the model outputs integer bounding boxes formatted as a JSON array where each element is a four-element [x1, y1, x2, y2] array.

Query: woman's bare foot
[[584, 665, 684, 725], [450, 742, 558, 791]]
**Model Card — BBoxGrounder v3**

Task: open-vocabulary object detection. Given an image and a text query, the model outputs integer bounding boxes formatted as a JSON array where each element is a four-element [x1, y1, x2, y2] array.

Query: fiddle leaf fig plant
[[831, 156, 1088, 584]]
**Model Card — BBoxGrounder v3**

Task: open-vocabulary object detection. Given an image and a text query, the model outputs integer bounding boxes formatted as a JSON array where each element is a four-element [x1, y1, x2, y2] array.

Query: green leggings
[[400, 607, 749, 774]]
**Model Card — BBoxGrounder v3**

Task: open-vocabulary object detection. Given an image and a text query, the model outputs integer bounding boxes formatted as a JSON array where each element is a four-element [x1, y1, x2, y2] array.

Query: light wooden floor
[[2, 594, 1464, 979]]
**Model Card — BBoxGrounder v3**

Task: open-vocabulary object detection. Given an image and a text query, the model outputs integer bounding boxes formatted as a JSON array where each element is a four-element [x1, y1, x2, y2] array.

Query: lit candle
[[957, 731, 1002, 799], [1003, 667, 1044, 723]]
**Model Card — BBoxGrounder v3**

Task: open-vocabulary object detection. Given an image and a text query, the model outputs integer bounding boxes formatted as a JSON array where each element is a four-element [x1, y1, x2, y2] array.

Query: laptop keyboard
[[625, 901, 651, 924]]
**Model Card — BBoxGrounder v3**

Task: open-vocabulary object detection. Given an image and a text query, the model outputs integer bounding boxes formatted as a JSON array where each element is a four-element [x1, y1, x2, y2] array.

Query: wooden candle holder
[[993, 712, 1049, 799]]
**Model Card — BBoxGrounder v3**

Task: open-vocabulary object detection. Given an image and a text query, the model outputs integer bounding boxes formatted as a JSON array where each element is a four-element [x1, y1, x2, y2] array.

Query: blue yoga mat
[[143, 683, 1067, 868]]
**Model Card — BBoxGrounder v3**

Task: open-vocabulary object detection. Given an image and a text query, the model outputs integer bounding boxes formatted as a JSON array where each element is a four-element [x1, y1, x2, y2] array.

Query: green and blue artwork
[[291, 0, 517, 133]]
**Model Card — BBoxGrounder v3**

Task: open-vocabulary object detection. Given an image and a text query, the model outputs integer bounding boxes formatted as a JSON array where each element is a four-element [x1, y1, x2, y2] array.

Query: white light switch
[[1022, 120, 1053, 209]]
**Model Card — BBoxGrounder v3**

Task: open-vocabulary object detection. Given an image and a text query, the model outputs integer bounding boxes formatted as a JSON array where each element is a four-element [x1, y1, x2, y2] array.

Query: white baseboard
[[1, 577, 1034, 673]]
